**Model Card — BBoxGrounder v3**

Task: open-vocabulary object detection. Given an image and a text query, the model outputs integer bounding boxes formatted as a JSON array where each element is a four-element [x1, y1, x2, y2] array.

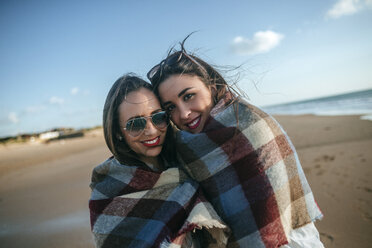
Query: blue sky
[[1, 0, 371, 137]]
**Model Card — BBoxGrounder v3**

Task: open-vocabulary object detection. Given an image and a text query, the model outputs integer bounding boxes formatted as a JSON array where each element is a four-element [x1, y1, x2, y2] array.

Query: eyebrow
[[163, 87, 193, 106]]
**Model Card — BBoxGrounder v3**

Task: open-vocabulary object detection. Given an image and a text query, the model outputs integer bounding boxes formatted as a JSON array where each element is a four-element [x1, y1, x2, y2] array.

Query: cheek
[[159, 129, 167, 142], [192, 97, 211, 113], [202, 91, 213, 105], [123, 134, 137, 150], [169, 111, 181, 126], [199, 95, 214, 113]]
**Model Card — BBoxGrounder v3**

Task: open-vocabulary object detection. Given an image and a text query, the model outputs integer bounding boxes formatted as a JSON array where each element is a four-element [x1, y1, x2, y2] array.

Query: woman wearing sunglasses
[[89, 74, 229, 247], [148, 37, 324, 248]]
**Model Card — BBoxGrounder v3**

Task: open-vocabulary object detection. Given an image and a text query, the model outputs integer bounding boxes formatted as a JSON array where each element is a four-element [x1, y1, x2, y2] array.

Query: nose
[[143, 118, 158, 136], [178, 104, 191, 120]]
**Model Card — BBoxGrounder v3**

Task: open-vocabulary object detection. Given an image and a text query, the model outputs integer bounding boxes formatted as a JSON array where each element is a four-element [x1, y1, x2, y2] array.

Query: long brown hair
[[103, 73, 176, 166], [149, 36, 234, 104]]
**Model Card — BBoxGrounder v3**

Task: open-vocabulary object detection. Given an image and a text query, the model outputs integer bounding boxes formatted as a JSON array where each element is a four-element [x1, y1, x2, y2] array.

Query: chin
[[189, 123, 204, 134], [145, 147, 162, 157]]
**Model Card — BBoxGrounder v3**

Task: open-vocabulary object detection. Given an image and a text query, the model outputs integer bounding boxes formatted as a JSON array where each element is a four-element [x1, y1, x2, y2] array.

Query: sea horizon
[[261, 88, 372, 120]]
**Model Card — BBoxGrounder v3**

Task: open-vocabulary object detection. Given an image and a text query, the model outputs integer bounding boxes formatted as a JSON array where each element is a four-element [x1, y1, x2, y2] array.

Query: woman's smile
[[186, 116, 201, 129], [142, 136, 160, 147]]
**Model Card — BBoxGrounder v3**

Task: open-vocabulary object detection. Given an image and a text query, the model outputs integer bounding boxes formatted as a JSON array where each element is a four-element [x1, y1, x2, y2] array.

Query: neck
[[139, 156, 163, 171]]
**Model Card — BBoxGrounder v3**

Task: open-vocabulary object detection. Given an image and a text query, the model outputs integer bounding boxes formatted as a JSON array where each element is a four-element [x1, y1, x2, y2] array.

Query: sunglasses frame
[[122, 111, 169, 137]]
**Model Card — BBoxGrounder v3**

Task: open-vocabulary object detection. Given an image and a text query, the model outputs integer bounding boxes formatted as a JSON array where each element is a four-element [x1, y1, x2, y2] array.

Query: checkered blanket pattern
[[89, 158, 230, 247], [175, 98, 323, 248]]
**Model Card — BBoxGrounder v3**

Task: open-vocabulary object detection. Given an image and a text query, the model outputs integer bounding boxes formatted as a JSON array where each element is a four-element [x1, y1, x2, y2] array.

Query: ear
[[209, 84, 218, 102], [116, 133, 123, 141]]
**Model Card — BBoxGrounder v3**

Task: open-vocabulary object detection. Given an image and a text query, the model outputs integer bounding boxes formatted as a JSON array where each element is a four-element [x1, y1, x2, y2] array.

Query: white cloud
[[8, 112, 19, 124], [71, 87, 79, 95], [327, 0, 360, 18], [326, 0, 372, 18], [49, 96, 64, 105], [232, 30, 284, 56]]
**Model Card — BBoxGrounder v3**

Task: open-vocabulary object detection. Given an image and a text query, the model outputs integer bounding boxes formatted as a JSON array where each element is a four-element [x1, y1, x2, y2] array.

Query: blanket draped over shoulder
[[89, 157, 230, 248], [175, 98, 323, 248]]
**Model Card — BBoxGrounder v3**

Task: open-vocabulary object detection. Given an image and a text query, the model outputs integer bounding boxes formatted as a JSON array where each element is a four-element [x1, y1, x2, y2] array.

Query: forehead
[[158, 74, 207, 99], [118, 88, 160, 121]]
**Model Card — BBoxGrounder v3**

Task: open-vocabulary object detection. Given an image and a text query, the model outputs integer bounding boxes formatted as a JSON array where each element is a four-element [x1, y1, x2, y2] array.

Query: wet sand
[[1, 115, 371, 247]]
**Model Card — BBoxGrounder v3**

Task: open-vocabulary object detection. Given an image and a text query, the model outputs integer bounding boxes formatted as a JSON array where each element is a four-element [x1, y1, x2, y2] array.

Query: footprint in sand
[[320, 232, 334, 245], [356, 186, 372, 194], [362, 212, 372, 221], [356, 153, 367, 162], [322, 155, 335, 162], [325, 191, 336, 200], [316, 169, 325, 176], [313, 155, 336, 177], [314, 155, 335, 163], [364, 187, 372, 193], [356, 198, 372, 222]]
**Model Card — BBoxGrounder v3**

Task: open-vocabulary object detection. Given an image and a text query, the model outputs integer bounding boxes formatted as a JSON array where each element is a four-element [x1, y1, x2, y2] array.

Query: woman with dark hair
[[101, 73, 175, 168], [89, 74, 229, 247], [147, 37, 324, 248]]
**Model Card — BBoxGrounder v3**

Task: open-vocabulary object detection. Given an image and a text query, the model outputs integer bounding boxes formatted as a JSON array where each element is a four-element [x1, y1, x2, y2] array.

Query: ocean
[[261, 88, 372, 120]]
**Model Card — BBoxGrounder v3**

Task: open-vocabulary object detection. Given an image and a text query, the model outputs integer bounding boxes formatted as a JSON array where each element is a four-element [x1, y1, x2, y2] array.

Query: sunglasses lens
[[126, 118, 146, 137], [147, 64, 160, 80], [152, 112, 168, 129], [166, 52, 182, 65], [148, 53, 183, 82]]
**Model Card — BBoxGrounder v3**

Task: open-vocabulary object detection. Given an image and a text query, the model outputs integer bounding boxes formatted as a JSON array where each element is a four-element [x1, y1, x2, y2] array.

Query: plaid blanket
[[89, 157, 230, 248], [175, 98, 323, 248]]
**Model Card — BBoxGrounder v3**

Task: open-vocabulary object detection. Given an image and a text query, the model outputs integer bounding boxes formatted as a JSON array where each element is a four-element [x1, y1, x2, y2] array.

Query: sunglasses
[[147, 50, 204, 83], [122, 111, 169, 137]]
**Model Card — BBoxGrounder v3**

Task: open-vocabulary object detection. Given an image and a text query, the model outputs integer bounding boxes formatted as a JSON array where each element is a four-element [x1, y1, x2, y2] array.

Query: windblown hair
[[103, 73, 176, 166], [149, 34, 239, 105]]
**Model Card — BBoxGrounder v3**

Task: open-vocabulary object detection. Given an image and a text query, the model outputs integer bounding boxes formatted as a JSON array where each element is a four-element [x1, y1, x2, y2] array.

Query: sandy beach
[[0, 115, 371, 247]]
